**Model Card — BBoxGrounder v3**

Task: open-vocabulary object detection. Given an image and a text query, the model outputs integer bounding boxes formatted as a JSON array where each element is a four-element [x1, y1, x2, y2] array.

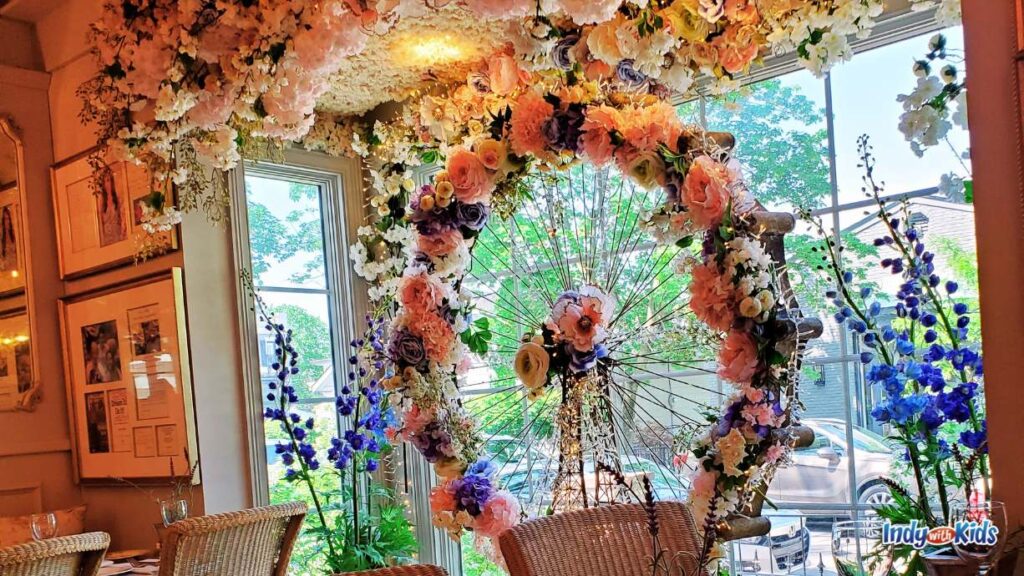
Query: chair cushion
[[0, 505, 87, 548]]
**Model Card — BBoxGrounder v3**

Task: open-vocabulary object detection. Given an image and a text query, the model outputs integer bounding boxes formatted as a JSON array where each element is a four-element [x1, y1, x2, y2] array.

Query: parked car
[[768, 418, 897, 514], [732, 510, 811, 574]]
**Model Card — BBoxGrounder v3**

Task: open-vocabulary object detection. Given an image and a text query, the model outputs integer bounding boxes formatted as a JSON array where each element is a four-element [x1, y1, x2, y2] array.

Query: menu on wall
[[61, 270, 198, 481]]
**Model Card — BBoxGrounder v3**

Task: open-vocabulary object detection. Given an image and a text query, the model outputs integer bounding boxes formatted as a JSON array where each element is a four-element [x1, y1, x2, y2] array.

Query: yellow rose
[[474, 138, 508, 171], [739, 296, 762, 318], [625, 151, 667, 189], [514, 342, 550, 392], [434, 457, 467, 479]]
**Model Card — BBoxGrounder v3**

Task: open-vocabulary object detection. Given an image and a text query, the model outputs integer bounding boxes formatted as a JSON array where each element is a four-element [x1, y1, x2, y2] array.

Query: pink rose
[[509, 91, 555, 158], [447, 148, 494, 204], [400, 405, 435, 440], [682, 156, 733, 228], [417, 228, 464, 258], [717, 330, 759, 384], [474, 491, 521, 538], [488, 53, 524, 96], [689, 262, 735, 332]]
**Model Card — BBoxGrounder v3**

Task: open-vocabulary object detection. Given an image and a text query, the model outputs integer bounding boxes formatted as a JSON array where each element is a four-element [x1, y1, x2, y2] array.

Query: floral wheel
[[460, 164, 725, 516]]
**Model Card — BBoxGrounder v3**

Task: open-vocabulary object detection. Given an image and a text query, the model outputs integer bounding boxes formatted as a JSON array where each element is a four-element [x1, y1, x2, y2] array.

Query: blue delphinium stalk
[[801, 136, 987, 526]]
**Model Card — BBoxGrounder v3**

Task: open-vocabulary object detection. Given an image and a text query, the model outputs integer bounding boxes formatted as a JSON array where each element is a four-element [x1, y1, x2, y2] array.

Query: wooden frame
[[60, 268, 198, 481], [0, 116, 40, 413], [50, 147, 178, 278]]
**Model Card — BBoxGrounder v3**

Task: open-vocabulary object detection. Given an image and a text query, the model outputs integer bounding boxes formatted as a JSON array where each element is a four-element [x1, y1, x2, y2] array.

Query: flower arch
[[373, 73, 808, 558], [78, 0, 880, 566]]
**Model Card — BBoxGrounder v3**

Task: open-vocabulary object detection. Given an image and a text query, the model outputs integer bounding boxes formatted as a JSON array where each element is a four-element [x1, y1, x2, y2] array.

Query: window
[[696, 25, 978, 575]]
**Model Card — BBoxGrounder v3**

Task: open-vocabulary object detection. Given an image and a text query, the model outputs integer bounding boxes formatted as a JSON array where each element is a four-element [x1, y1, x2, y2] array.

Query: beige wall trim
[[0, 437, 72, 458]]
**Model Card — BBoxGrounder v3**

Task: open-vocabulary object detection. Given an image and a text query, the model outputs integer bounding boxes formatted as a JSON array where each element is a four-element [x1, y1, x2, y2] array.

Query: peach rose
[[717, 329, 759, 384], [488, 53, 524, 96], [509, 91, 555, 158], [689, 262, 735, 332], [514, 342, 550, 391], [430, 481, 458, 514], [399, 272, 446, 317], [714, 25, 760, 74], [586, 18, 625, 64], [579, 105, 622, 165], [724, 0, 760, 24], [417, 228, 464, 258], [475, 138, 508, 171], [411, 311, 456, 363], [682, 155, 733, 228], [447, 148, 494, 204]]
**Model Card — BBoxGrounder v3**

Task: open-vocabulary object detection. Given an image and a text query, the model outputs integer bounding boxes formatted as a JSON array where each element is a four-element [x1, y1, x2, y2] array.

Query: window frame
[[229, 149, 367, 506]]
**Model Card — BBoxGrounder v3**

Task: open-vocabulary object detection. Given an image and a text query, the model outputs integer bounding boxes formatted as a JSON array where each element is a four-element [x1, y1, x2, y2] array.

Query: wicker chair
[[158, 502, 306, 576], [0, 532, 109, 576], [342, 567, 448, 576], [498, 502, 703, 576]]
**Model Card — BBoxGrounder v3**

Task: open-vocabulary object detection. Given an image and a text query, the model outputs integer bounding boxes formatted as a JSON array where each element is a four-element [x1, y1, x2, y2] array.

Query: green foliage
[[461, 316, 493, 355], [269, 304, 332, 398]]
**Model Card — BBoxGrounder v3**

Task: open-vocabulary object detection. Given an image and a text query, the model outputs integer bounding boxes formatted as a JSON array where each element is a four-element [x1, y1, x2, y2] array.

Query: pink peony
[[717, 330, 759, 384], [410, 312, 456, 363], [556, 295, 607, 351], [463, 0, 534, 19], [579, 106, 622, 165], [474, 491, 521, 538], [399, 272, 447, 317], [509, 91, 555, 158], [548, 0, 620, 24], [689, 262, 735, 332], [447, 148, 494, 204], [418, 228, 464, 258], [682, 156, 733, 228], [400, 405, 435, 440]]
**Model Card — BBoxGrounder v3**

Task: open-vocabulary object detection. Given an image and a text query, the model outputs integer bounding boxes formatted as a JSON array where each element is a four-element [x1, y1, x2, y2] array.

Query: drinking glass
[[832, 519, 893, 576], [952, 500, 1007, 575], [159, 498, 189, 527], [30, 512, 57, 541]]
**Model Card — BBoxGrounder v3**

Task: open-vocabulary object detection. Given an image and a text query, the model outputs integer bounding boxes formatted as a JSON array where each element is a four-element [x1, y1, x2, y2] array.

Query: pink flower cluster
[[548, 288, 614, 352]]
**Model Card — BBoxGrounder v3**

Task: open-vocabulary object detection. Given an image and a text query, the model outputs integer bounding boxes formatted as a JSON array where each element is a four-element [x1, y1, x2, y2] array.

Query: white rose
[[514, 342, 550, 391]]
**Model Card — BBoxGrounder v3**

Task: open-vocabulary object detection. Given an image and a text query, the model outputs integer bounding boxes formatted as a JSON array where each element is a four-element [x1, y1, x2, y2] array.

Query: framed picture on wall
[[50, 148, 178, 278], [60, 269, 197, 481], [0, 185, 25, 295]]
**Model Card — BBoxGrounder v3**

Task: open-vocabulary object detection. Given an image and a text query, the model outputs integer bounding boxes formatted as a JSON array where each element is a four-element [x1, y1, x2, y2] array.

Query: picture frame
[[50, 148, 178, 278], [60, 269, 198, 481], [0, 185, 25, 296]]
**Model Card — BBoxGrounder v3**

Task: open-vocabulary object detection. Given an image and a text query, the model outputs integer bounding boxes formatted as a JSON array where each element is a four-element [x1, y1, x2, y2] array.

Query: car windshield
[[817, 421, 892, 454]]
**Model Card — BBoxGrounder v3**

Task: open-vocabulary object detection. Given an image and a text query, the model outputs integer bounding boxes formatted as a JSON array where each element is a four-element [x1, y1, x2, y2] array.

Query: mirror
[[816, 446, 841, 463], [0, 116, 38, 411]]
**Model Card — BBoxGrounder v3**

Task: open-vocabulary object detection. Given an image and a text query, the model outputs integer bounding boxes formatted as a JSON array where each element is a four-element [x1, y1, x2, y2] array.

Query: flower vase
[[922, 550, 979, 576]]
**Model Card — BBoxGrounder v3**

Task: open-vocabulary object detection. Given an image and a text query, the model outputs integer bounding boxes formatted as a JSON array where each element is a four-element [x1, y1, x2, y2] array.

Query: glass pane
[[704, 70, 831, 213], [255, 291, 336, 402], [831, 27, 970, 206], [245, 175, 327, 290]]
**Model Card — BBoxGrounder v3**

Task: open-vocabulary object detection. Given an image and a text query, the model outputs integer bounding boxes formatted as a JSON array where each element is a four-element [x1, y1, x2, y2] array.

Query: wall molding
[[0, 437, 71, 458], [0, 64, 49, 90]]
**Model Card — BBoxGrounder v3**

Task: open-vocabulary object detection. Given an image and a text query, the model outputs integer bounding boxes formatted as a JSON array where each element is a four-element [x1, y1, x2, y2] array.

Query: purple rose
[[389, 328, 426, 368], [550, 34, 579, 70], [616, 59, 649, 89], [542, 106, 585, 153], [454, 201, 490, 232]]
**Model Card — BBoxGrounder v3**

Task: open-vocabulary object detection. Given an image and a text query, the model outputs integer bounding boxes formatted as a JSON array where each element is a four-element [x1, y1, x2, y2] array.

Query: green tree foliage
[[270, 303, 332, 398]]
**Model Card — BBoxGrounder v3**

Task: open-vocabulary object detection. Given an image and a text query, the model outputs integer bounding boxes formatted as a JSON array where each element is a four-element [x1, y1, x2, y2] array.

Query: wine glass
[[30, 512, 57, 541], [952, 500, 1007, 575], [159, 498, 188, 527], [832, 520, 893, 576]]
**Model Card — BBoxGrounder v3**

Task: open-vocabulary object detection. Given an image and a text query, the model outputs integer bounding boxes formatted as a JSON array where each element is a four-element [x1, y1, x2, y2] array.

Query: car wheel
[[858, 483, 895, 514]]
